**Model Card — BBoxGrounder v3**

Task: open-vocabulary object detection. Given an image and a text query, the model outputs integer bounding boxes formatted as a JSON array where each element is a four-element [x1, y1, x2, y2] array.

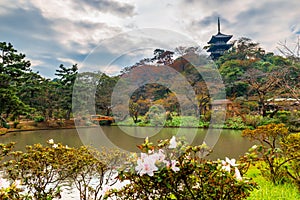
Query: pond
[[0, 126, 255, 160]]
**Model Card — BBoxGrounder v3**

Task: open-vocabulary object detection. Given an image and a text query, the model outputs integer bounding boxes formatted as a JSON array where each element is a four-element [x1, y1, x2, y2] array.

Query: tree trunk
[[65, 109, 71, 120]]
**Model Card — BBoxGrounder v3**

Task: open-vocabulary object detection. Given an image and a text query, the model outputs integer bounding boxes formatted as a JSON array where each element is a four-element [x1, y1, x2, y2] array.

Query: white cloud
[[179, 0, 300, 52], [57, 57, 78, 66], [29, 58, 45, 68], [31, 0, 134, 25], [101, 64, 122, 75], [1, 0, 300, 78], [50, 19, 122, 54]]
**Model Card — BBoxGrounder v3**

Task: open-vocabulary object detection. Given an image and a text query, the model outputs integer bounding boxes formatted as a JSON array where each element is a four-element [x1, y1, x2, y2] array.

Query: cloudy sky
[[1, 0, 299, 78]]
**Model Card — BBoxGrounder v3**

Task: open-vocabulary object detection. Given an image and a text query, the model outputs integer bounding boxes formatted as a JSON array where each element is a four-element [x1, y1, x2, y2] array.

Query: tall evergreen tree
[[0, 41, 32, 121], [55, 64, 78, 120]]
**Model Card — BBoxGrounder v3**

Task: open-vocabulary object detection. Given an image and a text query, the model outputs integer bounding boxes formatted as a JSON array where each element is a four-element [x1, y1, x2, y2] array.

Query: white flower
[[226, 157, 237, 167], [52, 144, 58, 148], [221, 160, 231, 172], [148, 149, 154, 154], [140, 153, 148, 160], [135, 154, 158, 176], [164, 160, 170, 167], [234, 167, 242, 181], [151, 149, 165, 162], [135, 158, 144, 173], [48, 139, 54, 144], [146, 150, 169, 166], [169, 136, 177, 149], [0, 178, 9, 189], [171, 160, 180, 172], [221, 157, 238, 172]]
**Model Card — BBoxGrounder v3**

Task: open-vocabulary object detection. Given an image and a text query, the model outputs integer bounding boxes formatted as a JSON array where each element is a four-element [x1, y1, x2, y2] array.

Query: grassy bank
[[116, 115, 210, 128], [114, 115, 244, 129], [246, 166, 300, 200], [115, 111, 300, 131]]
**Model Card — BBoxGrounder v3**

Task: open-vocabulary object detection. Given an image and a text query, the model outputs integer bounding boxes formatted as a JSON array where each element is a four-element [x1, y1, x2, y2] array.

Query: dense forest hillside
[[0, 37, 299, 130]]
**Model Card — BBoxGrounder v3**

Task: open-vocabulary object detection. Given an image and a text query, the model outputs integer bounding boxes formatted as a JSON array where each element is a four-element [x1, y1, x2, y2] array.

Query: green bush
[[258, 117, 281, 126], [199, 120, 210, 128], [163, 116, 200, 127], [179, 116, 199, 127], [274, 111, 291, 123], [2, 122, 10, 129], [244, 115, 263, 128], [144, 105, 166, 126], [164, 116, 182, 127], [34, 116, 45, 122], [225, 116, 248, 129]]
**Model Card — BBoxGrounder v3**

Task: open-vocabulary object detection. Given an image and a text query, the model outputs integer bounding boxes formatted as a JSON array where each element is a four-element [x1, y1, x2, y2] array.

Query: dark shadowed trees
[[0, 41, 32, 121], [55, 64, 78, 120]]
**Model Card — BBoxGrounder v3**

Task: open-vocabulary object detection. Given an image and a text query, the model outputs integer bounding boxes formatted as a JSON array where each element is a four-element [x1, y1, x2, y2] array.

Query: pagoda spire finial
[[218, 17, 220, 33], [207, 16, 233, 60]]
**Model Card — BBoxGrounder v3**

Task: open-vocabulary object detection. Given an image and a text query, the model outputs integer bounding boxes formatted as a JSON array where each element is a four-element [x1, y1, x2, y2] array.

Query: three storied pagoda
[[207, 17, 233, 60]]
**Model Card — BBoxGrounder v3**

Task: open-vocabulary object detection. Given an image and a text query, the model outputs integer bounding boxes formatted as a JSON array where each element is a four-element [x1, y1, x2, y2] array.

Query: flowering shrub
[[4, 140, 73, 199], [106, 136, 257, 200], [66, 145, 127, 200], [2, 140, 126, 200], [134, 137, 180, 177], [0, 143, 27, 199]]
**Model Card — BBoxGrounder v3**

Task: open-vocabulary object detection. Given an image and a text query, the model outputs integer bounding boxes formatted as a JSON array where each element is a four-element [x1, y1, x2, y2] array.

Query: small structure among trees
[[207, 17, 233, 60]]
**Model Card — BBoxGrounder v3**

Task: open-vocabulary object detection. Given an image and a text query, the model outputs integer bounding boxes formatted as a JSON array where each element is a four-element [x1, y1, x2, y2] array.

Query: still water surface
[[0, 126, 254, 159]]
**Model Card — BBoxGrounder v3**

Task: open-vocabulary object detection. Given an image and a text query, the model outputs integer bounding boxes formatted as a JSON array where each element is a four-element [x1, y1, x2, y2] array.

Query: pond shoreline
[[1, 119, 246, 136], [0, 120, 77, 135]]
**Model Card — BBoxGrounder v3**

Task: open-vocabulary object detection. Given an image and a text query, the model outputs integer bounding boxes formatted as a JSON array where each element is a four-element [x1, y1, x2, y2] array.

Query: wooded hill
[[0, 37, 299, 128]]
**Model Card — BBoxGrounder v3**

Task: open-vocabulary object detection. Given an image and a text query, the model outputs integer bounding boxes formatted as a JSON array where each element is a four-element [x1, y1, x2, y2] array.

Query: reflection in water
[[0, 129, 84, 150], [0, 127, 255, 159]]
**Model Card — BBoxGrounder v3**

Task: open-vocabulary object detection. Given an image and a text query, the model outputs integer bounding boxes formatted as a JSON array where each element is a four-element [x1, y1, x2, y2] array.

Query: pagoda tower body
[[207, 17, 233, 60]]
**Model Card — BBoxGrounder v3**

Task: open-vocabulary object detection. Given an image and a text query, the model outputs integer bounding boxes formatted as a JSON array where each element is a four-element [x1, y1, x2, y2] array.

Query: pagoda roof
[[207, 17, 233, 60], [207, 43, 233, 52], [207, 33, 233, 44]]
